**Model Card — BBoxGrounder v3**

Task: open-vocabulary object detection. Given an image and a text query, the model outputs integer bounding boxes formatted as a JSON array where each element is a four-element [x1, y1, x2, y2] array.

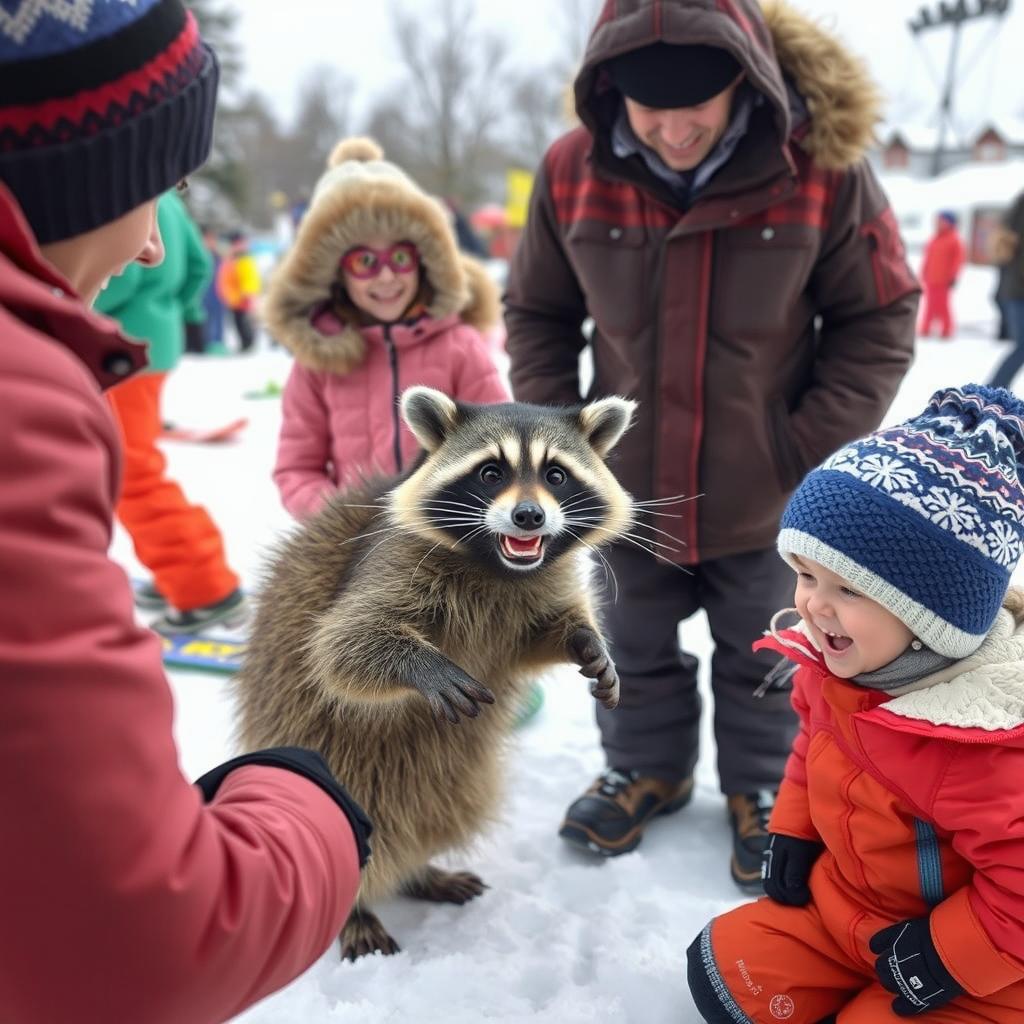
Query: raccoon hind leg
[[340, 905, 401, 961], [401, 863, 488, 905]]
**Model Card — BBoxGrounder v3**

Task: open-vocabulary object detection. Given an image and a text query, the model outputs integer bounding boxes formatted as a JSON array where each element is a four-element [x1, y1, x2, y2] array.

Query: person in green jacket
[[96, 191, 246, 634]]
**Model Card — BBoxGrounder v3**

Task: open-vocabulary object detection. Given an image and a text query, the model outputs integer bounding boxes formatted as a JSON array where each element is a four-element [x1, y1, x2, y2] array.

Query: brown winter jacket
[[504, 0, 919, 565]]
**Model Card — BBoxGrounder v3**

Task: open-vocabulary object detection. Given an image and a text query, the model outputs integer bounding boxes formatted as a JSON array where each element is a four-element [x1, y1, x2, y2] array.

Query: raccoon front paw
[[567, 627, 620, 710], [413, 663, 495, 724]]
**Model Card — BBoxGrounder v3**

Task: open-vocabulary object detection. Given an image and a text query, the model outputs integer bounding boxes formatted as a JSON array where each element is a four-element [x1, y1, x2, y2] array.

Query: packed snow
[[107, 258, 1022, 1023]]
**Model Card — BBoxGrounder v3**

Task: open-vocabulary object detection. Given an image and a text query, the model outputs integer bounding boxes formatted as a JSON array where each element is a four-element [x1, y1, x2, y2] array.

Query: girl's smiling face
[[340, 235, 421, 324], [792, 555, 914, 678]]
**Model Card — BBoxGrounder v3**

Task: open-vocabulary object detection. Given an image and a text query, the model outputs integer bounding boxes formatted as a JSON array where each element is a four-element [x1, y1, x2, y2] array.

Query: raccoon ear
[[578, 397, 636, 457], [401, 387, 460, 452]]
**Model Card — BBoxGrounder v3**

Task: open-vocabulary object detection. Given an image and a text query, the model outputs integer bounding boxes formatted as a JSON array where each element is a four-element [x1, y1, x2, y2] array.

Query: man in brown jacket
[[504, 0, 918, 891]]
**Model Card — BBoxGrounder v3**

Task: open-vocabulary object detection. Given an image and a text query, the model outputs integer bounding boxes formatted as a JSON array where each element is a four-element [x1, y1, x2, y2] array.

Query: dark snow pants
[[595, 543, 796, 794]]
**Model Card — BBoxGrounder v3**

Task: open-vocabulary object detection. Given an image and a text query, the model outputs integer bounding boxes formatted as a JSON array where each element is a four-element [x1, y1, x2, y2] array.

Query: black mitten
[[195, 746, 373, 866], [761, 833, 822, 906], [869, 917, 964, 1017]]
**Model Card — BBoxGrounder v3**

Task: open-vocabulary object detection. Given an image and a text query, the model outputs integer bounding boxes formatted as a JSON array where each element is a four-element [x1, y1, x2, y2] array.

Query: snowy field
[[108, 261, 1022, 1023]]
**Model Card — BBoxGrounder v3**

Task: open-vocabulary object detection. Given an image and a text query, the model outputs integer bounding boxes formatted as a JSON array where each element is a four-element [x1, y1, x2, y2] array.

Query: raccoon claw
[[567, 627, 619, 710], [418, 668, 495, 725]]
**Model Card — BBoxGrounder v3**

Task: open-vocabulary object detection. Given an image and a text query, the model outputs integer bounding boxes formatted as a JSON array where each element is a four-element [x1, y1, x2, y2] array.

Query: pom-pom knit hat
[[778, 385, 1024, 659], [0, 0, 219, 244]]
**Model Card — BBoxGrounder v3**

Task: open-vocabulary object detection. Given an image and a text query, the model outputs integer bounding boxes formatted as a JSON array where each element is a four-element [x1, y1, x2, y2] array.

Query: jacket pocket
[[712, 225, 817, 338], [765, 397, 807, 493], [566, 220, 650, 336]]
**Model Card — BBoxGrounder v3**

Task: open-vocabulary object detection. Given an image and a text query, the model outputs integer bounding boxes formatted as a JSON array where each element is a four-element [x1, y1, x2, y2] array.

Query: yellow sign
[[505, 169, 535, 229]]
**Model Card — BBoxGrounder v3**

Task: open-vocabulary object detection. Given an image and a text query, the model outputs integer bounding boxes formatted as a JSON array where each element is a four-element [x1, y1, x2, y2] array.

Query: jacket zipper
[[383, 326, 402, 471]]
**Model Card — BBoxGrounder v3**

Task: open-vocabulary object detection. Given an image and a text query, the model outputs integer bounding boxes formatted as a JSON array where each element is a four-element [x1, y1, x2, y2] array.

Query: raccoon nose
[[512, 501, 545, 530]]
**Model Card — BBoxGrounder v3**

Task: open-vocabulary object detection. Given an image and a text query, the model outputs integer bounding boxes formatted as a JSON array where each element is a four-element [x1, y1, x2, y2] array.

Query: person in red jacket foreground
[[688, 384, 1024, 1023], [0, 3, 371, 1023], [918, 210, 966, 339]]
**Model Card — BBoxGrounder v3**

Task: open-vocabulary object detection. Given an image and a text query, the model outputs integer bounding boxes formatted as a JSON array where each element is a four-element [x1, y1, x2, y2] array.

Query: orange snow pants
[[107, 372, 238, 612], [919, 283, 954, 338], [688, 897, 1024, 1023]]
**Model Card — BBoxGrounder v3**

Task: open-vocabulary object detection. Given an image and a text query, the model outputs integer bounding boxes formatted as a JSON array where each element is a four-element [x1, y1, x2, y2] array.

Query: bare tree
[[365, 0, 517, 204]]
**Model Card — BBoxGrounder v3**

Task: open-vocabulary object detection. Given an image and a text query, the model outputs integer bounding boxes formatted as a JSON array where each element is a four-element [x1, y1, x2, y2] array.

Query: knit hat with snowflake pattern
[[0, 0, 218, 244], [778, 385, 1024, 659]]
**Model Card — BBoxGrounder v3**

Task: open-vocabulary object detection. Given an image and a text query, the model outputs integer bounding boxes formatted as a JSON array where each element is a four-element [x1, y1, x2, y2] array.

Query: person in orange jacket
[[688, 384, 1024, 1023], [919, 210, 966, 339], [216, 229, 262, 351]]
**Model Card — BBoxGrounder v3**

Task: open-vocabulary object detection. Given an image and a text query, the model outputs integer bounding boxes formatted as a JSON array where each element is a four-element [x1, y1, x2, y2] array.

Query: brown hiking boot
[[727, 790, 776, 894], [558, 768, 694, 856]]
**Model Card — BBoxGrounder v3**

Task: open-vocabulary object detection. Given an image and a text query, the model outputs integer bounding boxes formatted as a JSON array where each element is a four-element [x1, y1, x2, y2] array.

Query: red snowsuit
[[0, 183, 362, 1024], [919, 220, 966, 338], [692, 615, 1024, 1023]]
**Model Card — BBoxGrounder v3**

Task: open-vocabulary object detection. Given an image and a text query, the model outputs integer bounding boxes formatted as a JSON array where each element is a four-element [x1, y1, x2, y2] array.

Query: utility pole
[[908, 0, 1012, 176]]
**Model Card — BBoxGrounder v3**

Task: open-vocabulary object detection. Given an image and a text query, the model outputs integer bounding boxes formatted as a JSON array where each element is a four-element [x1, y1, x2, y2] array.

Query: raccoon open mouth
[[499, 534, 545, 566]]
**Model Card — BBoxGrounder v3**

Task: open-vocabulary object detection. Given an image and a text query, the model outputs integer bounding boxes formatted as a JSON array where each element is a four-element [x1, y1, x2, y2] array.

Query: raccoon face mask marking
[[391, 387, 636, 576]]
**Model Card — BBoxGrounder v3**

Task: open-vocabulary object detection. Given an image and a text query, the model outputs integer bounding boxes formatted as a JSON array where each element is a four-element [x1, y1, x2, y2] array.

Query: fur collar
[[882, 611, 1024, 732], [761, 0, 881, 170]]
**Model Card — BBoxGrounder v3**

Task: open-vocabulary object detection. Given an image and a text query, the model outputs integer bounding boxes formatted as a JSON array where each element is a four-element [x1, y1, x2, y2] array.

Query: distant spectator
[[216, 230, 261, 352], [918, 210, 965, 339], [989, 189, 1024, 390]]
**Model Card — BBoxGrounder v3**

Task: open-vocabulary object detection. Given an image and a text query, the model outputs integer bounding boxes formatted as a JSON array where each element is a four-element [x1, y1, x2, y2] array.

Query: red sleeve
[[273, 362, 337, 519], [768, 668, 820, 841], [0, 349, 359, 1024], [927, 744, 1024, 997]]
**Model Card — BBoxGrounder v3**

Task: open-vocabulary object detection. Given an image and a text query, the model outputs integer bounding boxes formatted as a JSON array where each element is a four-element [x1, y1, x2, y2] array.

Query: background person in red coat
[[918, 210, 966, 339], [0, 3, 370, 1022], [688, 385, 1024, 1024]]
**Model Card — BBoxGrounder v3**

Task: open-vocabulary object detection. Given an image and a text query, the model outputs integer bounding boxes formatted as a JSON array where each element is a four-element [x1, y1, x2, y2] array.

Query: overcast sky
[[235, 0, 1024, 139]]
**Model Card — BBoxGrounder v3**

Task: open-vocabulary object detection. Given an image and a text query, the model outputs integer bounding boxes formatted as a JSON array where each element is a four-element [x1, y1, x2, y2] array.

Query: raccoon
[[234, 386, 636, 959]]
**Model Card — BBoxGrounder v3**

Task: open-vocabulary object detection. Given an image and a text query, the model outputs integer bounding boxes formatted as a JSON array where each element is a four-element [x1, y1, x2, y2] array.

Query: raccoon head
[[389, 387, 635, 574]]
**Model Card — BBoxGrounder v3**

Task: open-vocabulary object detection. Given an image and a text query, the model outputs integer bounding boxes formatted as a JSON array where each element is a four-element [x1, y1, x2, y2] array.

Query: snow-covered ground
[[108, 261, 1022, 1023]]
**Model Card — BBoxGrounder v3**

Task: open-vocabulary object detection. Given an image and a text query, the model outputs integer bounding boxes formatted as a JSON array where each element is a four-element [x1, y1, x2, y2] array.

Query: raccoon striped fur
[[234, 387, 635, 959]]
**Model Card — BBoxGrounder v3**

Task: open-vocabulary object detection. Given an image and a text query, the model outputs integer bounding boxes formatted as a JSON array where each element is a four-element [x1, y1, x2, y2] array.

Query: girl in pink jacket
[[264, 137, 510, 520]]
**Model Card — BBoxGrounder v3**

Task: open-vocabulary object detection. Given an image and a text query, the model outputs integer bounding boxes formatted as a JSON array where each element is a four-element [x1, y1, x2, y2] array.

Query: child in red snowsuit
[[688, 384, 1024, 1023], [918, 211, 965, 339]]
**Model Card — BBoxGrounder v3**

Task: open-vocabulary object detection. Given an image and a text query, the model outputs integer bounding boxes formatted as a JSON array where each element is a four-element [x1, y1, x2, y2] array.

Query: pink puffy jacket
[[274, 313, 509, 519], [0, 184, 362, 1024]]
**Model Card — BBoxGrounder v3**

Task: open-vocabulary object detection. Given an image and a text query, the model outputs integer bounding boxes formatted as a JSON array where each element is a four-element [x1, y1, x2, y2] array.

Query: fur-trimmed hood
[[263, 137, 501, 375], [575, 0, 881, 171]]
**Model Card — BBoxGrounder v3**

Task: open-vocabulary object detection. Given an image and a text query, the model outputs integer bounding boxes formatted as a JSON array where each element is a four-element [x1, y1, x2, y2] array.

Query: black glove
[[761, 833, 822, 906], [869, 917, 964, 1017], [195, 746, 373, 867]]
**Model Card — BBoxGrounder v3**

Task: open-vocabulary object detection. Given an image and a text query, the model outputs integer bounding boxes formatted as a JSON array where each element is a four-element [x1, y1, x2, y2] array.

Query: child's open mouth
[[823, 630, 853, 654]]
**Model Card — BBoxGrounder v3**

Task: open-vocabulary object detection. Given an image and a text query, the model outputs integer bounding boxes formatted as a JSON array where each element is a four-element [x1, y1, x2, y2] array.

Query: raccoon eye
[[479, 463, 503, 485], [545, 466, 567, 487]]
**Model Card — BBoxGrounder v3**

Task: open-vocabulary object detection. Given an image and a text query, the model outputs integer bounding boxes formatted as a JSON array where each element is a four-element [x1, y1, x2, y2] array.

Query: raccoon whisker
[[423, 498, 488, 513], [616, 518, 687, 545], [585, 525, 694, 573], [562, 520, 681, 554], [631, 493, 703, 508], [562, 526, 619, 604]]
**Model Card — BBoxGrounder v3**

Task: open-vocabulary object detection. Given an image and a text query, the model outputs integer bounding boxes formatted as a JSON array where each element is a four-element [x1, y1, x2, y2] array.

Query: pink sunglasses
[[340, 241, 420, 279]]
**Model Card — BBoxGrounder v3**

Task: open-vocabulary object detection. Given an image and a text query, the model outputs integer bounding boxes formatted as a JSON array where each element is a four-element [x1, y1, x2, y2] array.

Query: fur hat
[[264, 136, 497, 375], [778, 385, 1024, 659], [0, 0, 218, 244]]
